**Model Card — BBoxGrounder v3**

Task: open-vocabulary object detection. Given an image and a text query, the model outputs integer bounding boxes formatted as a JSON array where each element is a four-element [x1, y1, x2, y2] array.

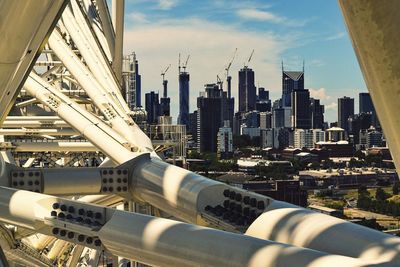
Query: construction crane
[[244, 49, 254, 68], [161, 64, 171, 82], [225, 48, 238, 79], [178, 53, 181, 73], [182, 54, 190, 72], [216, 75, 223, 89]]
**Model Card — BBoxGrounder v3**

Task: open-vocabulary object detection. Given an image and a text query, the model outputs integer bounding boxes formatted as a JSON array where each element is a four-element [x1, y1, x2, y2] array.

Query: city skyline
[[123, 0, 367, 123]]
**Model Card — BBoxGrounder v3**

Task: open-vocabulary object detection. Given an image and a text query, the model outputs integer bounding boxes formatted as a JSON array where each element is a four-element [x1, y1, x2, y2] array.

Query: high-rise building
[[292, 89, 311, 129], [217, 121, 233, 159], [258, 87, 269, 101], [197, 84, 225, 153], [238, 67, 256, 112], [310, 98, 324, 129], [312, 129, 325, 146], [294, 129, 313, 149], [367, 129, 383, 148], [178, 71, 190, 128], [282, 69, 304, 107], [123, 52, 141, 109], [348, 113, 372, 144], [359, 92, 380, 129], [145, 91, 160, 124], [260, 112, 272, 129], [159, 79, 170, 116], [338, 96, 354, 133], [256, 87, 271, 112], [359, 92, 374, 114]]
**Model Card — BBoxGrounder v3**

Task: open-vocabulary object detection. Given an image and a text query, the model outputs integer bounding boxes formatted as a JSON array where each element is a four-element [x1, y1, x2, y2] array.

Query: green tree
[[375, 187, 388, 201], [393, 182, 400, 195]]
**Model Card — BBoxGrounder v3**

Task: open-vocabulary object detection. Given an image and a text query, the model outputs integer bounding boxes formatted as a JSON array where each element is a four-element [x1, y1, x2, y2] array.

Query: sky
[[122, 0, 367, 123]]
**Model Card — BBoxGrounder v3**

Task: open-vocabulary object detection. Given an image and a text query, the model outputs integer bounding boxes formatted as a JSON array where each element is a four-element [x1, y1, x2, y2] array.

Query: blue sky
[[123, 0, 367, 123]]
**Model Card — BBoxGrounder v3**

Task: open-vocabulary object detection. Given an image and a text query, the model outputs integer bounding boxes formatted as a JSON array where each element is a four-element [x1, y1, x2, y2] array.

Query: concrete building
[[123, 52, 141, 109], [312, 129, 326, 146], [367, 128, 383, 148], [217, 120, 233, 158], [294, 129, 314, 149], [260, 112, 272, 129], [241, 126, 261, 138], [261, 128, 274, 148], [327, 127, 345, 141]]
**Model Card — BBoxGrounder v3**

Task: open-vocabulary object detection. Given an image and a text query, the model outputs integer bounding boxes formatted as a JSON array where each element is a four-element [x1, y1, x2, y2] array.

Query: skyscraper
[[338, 96, 354, 133], [238, 67, 256, 112], [258, 87, 269, 101], [359, 92, 374, 114], [292, 89, 311, 129], [197, 84, 225, 153], [145, 91, 160, 124], [282, 69, 304, 107], [359, 92, 380, 129], [159, 79, 170, 116], [178, 71, 190, 127], [123, 52, 141, 109], [310, 98, 324, 129]]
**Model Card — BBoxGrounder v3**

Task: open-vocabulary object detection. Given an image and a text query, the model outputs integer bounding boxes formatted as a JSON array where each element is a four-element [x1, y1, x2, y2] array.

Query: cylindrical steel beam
[[0, 187, 380, 267]]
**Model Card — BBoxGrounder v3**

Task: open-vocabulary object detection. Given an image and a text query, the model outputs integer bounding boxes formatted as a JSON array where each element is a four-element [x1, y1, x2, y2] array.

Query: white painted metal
[[246, 201, 400, 265], [10, 142, 96, 152], [81, 0, 113, 61], [111, 0, 124, 82], [24, 73, 135, 163], [0, 0, 67, 125], [69, 0, 130, 114], [47, 30, 155, 155], [338, 0, 400, 174], [0, 128, 77, 136], [96, 0, 116, 60], [0, 187, 381, 267]]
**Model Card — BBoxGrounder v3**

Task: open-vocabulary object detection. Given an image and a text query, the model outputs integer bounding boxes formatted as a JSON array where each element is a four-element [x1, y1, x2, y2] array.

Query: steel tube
[[0, 187, 380, 267]]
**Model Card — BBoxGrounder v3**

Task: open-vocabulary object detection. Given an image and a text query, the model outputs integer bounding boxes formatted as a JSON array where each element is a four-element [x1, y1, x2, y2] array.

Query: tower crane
[[182, 54, 190, 72], [161, 64, 171, 82], [161, 64, 171, 98], [244, 49, 254, 68], [225, 48, 238, 79]]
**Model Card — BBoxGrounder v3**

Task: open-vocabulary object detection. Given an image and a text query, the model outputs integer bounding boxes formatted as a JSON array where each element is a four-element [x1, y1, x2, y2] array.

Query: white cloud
[[124, 18, 297, 121], [309, 88, 331, 101], [158, 0, 178, 10], [325, 102, 337, 110], [237, 9, 284, 23], [128, 12, 149, 24], [325, 32, 346, 41], [237, 8, 309, 27]]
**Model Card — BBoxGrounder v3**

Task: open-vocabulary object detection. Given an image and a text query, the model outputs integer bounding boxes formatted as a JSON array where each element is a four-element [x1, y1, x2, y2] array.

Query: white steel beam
[[0, 187, 377, 267], [112, 0, 124, 83], [0, 0, 68, 126], [97, 0, 116, 60], [24, 73, 134, 163], [47, 30, 156, 155]]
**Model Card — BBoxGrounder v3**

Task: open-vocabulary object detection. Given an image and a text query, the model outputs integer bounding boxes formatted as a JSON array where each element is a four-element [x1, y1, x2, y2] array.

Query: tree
[[375, 187, 388, 201], [393, 181, 400, 195]]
